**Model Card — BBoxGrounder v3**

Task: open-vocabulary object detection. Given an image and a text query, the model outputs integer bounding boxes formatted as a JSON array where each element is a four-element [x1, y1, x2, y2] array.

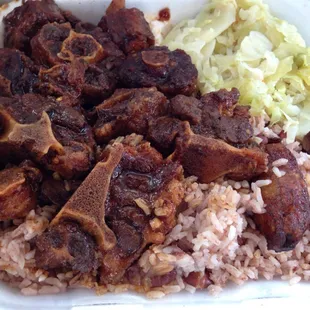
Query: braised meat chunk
[[171, 89, 253, 144], [31, 21, 124, 70], [35, 221, 98, 273], [100, 137, 184, 283], [0, 94, 95, 178], [147, 89, 254, 156], [94, 88, 168, 143], [253, 143, 310, 251], [170, 95, 202, 125], [172, 134, 268, 183], [82, 64, 117, 104], [57, 30, 105, 64], [196, 88, 253, 144], [3, 0, 66, 55], [148, 116, 191, 154], [35, 136, 184, 283], [119, 46, 198, 96], [0, 162, 41, 221], [31, 22, 72, 67], [40, 178, 81, 207], [35, 144, 122, 272], [99, 7, 155, 54], [38, 60, 86, 98], [75, 22, 124, 61], [0, 49, 38, 97]]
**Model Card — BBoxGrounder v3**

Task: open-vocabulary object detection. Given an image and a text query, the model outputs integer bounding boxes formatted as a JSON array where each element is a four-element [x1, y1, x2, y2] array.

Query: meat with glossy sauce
[[147, 116, 191, 154], [35, 144, 122, 272], [171, 88, 253, 144], [37, 60, 86, 98], [99, 7, 155, 54], [30, 22, 72, 66], [31, 20, 124, 70], [0, 162, 41, 220], [35, 221, 98, 273], [57, 30, 105, 64], [35, 136, 184, 283], [172, 133, 268, 183], [3, 0, 66, 55], [75, 22, 124, 59], [82, 64, 117, 105], [94, 88, 168, 143], [253, 143, 310, 251], [40, 178, 81, 207], [100, 137, 184, 283], [0, 48, 38, 97], [119, 46, 198, 96], [0, 93, 95, 178]]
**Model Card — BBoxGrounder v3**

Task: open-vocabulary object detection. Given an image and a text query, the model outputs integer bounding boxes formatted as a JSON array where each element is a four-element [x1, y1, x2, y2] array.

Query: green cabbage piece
[[163, 0, 310, 142]]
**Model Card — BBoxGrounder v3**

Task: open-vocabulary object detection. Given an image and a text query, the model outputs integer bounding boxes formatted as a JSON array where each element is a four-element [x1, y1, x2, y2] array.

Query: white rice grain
[[272, 166, 286, 177], [146, 290, 166, 299], [255, 180, 272, 187], [272, 158, 288, 167]]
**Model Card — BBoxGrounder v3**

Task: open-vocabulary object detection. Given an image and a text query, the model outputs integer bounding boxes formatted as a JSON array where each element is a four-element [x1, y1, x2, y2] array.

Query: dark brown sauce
[[158, 8, 170, 22]]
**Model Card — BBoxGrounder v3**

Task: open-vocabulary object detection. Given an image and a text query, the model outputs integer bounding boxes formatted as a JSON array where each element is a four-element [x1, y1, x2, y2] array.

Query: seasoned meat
[[100, 137, 184, 283], [74, 22, 125, 72], [99, 8, 155, 54], [61, 9, 81, 27], [195, 88, 253, 144], [82, 64, 117, 104], [31, 22, 72, 66], [42, 144, 124, 252], [147, 116, 190, 154], [40, 178, 81, 206], [3, 0, 66, 55], [31, 20, 124, 69], [171, 89, 253, 144], [0, 49, 38, 97], [35, 222, 98, 273], [75, 22, 124, 61], [148, 89, 253, 156], [0, 94, 95, 178], [172, 134, 268, 183], [253, 143, 310, 251], [35, 144, 122, 272], [35, 136, 184, 283], [170, 95, 202, 125], [37, 60, 86, 98], [58, 30, 105, 64], [118, 46, 198, 96], [0, 163, 41, 221], [94, 88, 168, 143]]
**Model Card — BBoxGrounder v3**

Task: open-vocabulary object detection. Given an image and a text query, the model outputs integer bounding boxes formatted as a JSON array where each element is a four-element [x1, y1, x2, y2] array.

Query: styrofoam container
[[1, 0, 310, 308]]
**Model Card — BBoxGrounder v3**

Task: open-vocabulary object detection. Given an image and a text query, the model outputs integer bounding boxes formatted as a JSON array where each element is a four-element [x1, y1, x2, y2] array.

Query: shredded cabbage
[[162, 0, 310, 142]]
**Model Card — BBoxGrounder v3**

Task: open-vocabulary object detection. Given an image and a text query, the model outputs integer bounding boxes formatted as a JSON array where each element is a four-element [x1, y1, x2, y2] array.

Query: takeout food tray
[[1, 0, 310, 309]]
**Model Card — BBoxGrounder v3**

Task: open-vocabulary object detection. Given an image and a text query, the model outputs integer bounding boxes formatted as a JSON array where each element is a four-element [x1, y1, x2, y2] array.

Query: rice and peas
[[2, 0, 310, 298]]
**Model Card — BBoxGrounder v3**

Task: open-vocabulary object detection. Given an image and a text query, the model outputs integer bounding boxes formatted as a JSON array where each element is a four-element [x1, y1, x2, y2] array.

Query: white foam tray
[[1, 0, 310, 309]]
